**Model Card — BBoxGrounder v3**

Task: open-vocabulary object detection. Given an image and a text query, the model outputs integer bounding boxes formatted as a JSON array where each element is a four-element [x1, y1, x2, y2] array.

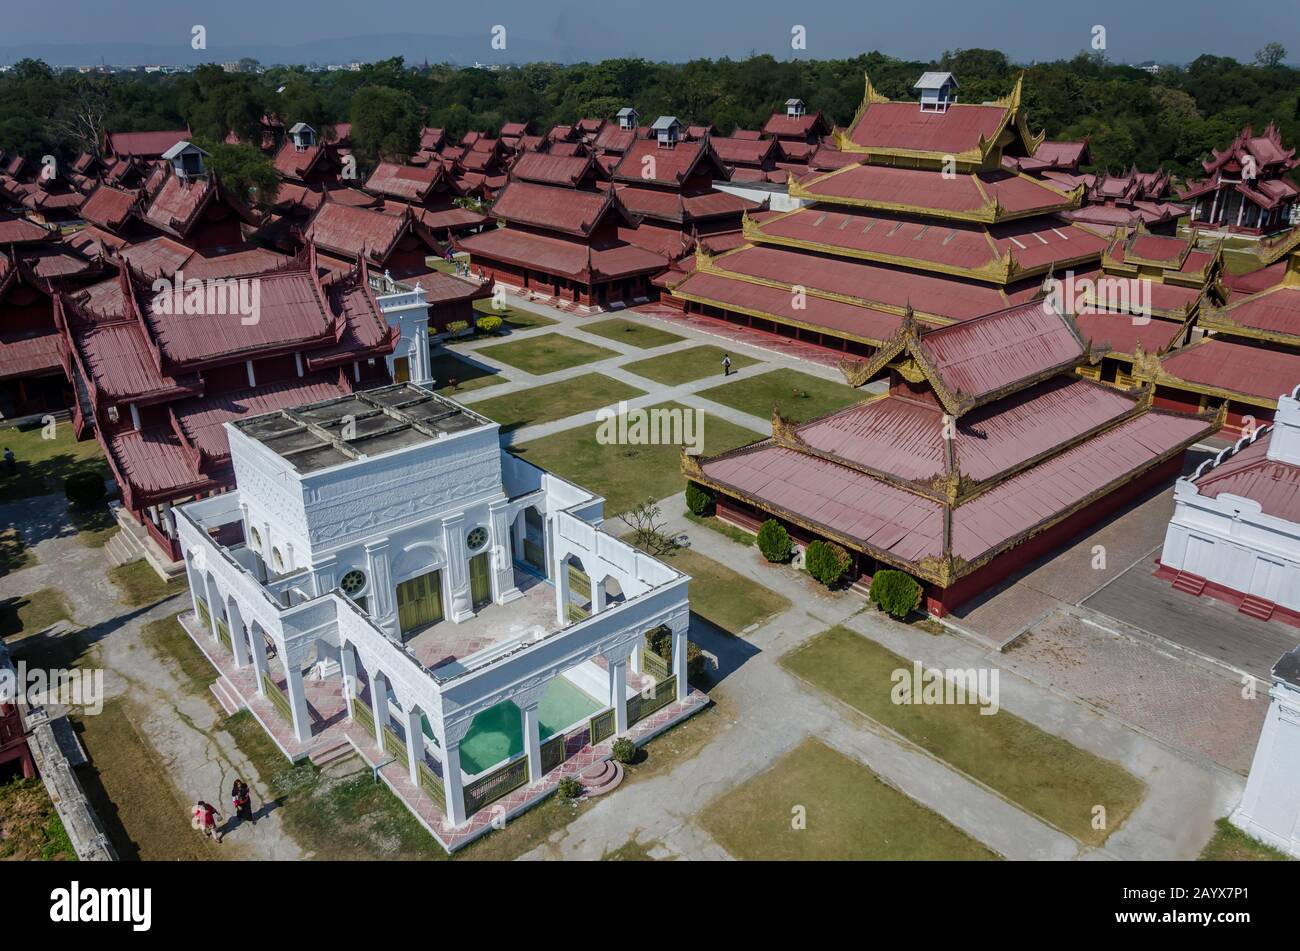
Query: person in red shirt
[[192, 800, 223, 844]]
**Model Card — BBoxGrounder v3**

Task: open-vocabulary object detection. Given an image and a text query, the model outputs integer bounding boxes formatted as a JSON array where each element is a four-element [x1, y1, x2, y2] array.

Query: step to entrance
[[578, 759, 623, 795], [1238, 594, 1276, 622], [209, 677, 243, 716], [309, 738, 354, 767], [1171, 572, 1207, 596]]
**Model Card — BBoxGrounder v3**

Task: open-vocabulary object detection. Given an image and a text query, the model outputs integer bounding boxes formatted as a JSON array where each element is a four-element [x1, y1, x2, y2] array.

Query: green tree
[[350, 85, 421, 162]]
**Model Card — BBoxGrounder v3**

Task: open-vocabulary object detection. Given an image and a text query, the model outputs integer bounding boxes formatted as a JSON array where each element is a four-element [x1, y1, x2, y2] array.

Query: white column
[[441, 514, 473, 622], [249, 627, 269, 696], [672, 626, 689, 701], [371, 671, 389, 751], [592, 579, 607, 614], [229, 614, 250, 669], [202, 576, 221, 641], [522, 702, 543, 783], [554, 554, 571, 626], [284, 662, 312, 744], [611, 658, 628, 734], [339, 644, 357, 719], [404, 707, 424, 786], [442, 741, 467, 827], [488, 499, 521, 603], [630, 643, 642, 676]]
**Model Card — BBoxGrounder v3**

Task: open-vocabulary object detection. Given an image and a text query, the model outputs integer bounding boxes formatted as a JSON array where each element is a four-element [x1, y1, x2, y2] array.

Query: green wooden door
[[396, 570, 443, 636], [469, 552, 492, 610]]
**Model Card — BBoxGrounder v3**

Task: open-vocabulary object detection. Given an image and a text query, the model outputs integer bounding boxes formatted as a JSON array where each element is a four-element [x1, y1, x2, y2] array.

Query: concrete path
[[443, 297, 864, 445], [518, 494, 1243, 861], [0, 493, 304, 861]]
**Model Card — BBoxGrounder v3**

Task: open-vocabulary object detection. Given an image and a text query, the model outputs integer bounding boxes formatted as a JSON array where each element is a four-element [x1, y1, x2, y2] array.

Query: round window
[[340, 570, 366, 595], [466, 527, 488, 551]]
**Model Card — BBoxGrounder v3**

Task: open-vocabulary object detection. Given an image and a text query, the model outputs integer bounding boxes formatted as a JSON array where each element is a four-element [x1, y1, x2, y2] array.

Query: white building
[[176, 383, 699, 848], [1232, 645, 1300, 858], [1157, 385, 1300, 627]]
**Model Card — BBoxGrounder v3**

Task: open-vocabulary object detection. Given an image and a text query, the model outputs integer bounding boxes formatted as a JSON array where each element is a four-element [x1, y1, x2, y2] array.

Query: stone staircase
[[209, 677, 244, 716], [309, 738, 354, 768], [104, 504, 186, 579], [577, 759, 624, 796], [1171, 571, 1207, 597], [1238, 594, 1277, 622]]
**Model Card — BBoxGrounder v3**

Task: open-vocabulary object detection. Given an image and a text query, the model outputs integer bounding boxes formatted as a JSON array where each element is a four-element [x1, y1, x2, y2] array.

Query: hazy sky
[[3, 0, 1298, 64]]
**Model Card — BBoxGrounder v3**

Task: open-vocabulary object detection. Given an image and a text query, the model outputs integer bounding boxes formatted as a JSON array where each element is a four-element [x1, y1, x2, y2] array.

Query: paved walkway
[[444, 296, 862, 446], [518, 494, 1244, 861], [0, 493, 304, 860]]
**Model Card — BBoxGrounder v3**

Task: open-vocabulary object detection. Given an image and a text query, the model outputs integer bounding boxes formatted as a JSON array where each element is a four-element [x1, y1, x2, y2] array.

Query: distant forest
[[3, 47, 1299, 185]]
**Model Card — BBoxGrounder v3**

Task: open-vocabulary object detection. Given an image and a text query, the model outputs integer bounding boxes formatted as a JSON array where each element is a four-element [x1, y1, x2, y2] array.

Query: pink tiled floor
[[181, 613, 348, 761], [406, 572, 558, 673]]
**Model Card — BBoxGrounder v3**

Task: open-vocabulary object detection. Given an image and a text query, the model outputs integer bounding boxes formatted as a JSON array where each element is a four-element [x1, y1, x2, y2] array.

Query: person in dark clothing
[[231, 779, 254, 824]]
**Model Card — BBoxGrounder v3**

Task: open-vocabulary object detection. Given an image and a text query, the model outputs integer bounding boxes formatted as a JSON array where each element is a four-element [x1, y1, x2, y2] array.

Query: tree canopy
[[1, 49, 1297, 184]]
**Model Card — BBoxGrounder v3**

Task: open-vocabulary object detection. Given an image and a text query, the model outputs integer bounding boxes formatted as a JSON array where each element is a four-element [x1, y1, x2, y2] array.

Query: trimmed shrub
[[806, 539, 852, 587], [64, 471, 106, 509], [556, 776, 583, 800], [684, 481, 713, 517], [646, 626, 707, 680], [869, 569, 922, 619], [476, 315, 502, 334], [757, 519, 792, 563], [445, 320, 470, 335], [611, 737, 636, 764]]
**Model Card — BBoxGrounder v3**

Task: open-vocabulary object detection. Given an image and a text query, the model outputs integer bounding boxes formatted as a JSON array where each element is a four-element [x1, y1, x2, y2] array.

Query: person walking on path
[[3, 448, 13, 473], [231, 779, 255, 825], [192, 800, 223, 844], [721, 354, 732, 377]]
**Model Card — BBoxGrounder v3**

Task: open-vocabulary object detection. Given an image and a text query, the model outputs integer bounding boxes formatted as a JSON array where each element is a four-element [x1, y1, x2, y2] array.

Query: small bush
[[64, 471, 106, 509], [684, 482, 713, 517], [476, 315, 502, 334], [611, 737, 637, 764], [556, 776, 583, 800], [806, 540, 852, 587], [757, 519, 792, 563], [869, 569, 922, 619], [445, 320, 470, 335]]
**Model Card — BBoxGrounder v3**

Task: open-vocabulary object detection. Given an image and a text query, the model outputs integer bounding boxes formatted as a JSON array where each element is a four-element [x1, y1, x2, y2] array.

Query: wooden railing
[[262, 672, 293, 725], [463, 755, 529, 816]]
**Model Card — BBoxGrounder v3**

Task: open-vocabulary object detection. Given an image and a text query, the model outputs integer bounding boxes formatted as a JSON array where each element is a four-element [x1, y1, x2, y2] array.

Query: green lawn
[[0, 420, 108, 503], [473, 298, 558, 331], [0, 587, 72, 638], [622, 345, 759, 386], [699, 738, 999, 860], [0, 778, 74, 860], [510, 401, 760, 514], [471, 373, 645, 433], [476, 333, 618, 375], [140, 612, 217, 696], [685, 511, 755, 547], [697, 368, 861, 423], [578, 317, 685, 350], [223, 711, 446, 861], [428, 352, 506, 396], [781, 627, 1146, 846], [654, 544, 790, 635], [1198, 818, 1293, 861], [108, 559, 187, 608]]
